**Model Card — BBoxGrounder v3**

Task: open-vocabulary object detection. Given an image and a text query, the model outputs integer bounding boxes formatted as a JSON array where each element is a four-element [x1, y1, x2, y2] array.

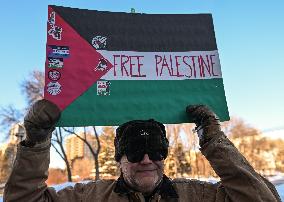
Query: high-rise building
[[65, 133, 97, 163], [65, 133, 97, 179], [65, 134, 85, 161]]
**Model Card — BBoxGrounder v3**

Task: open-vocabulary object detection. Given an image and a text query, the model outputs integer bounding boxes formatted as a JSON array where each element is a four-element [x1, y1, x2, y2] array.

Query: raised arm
[[3, 100, 63, 202], [186, 105, 281, 202]]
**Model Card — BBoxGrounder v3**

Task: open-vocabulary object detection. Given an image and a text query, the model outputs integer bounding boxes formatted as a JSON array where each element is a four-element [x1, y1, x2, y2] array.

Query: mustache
[[136, 167, 157, 172], [136, 162, 163, 171]]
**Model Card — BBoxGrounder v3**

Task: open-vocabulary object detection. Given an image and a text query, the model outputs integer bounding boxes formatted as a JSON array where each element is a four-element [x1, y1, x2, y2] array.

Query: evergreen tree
[[98, 127, 119, 179]]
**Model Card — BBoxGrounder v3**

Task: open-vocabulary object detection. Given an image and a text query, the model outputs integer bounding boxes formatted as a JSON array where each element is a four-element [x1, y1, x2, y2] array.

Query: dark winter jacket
[[4, 132, 281, 202]]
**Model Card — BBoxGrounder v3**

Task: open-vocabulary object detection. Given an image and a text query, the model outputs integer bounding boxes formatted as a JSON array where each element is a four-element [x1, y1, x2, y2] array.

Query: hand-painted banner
[[98, 50, 222, 80], [44, 5, 230, 126]]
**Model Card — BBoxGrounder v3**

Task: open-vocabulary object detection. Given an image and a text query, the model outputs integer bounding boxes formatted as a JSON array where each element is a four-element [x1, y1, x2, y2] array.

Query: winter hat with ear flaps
[[114, 119, 169, 162]]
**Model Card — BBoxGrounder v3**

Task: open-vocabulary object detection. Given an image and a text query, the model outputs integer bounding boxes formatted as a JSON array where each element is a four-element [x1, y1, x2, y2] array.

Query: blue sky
[[0, 0, 283, 133]]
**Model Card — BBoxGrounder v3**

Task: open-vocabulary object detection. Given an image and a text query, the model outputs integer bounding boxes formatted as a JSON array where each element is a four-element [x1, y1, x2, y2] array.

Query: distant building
[[0, 123, 25, 183], [65, 133, 97, 162], [65, 134, 85, 161], [65, 133, 97, 179], [9, 123, 26, 143]]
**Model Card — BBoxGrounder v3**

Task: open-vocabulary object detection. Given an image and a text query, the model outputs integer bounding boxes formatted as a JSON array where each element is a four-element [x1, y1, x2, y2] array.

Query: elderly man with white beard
[[4, 100, 281, 202]]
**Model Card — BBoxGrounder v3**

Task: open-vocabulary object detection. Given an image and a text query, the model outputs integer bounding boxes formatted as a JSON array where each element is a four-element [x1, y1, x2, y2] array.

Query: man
[[4, 100, 281, 202]]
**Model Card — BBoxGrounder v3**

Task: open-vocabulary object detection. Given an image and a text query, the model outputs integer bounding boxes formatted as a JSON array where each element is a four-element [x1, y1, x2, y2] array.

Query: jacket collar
[[114, 174, 179, 199]]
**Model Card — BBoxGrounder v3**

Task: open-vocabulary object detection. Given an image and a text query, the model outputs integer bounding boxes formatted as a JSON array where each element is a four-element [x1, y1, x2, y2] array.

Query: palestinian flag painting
[[44, 5, 230, 126]]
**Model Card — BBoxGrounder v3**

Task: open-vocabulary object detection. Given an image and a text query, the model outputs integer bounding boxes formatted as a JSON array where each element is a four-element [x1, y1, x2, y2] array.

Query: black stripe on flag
[[51, 5, 217, 52]]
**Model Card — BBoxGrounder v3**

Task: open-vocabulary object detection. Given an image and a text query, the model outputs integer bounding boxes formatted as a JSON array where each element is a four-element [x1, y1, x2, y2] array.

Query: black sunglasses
[[126, 149, 165, 163]]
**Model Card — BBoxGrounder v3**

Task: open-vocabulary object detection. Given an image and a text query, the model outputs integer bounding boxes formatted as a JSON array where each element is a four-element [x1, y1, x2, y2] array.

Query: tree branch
[[51, 141, 65, 160]]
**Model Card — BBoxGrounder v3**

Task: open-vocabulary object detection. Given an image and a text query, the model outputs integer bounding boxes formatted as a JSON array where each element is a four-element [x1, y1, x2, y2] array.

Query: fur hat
[[114, 119, 169, 162]]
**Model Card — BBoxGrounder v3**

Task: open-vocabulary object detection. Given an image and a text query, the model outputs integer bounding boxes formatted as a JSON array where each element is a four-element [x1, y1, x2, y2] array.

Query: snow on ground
[[52, 182, 76, 191], [276, 184, 284, 201]]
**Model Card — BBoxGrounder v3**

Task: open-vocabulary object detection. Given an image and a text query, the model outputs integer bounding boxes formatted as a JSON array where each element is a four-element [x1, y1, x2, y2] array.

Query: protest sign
[[44, 5, 229, 126]]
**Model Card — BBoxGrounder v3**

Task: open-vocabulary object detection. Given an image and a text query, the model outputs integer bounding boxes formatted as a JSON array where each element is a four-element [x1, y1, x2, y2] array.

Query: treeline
[[46, 119, 284, 185]]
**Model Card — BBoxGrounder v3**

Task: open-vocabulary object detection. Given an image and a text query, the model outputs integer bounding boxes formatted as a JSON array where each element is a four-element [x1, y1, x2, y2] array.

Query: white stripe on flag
[[98, 50, 222, 80]]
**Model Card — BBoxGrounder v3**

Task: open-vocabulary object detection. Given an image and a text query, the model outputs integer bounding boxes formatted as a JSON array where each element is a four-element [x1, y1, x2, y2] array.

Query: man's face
[[120, 154, 164, 194]]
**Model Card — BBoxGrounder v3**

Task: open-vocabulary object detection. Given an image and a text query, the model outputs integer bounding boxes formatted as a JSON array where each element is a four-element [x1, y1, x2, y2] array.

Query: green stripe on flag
[[56, 78, 229, 126]]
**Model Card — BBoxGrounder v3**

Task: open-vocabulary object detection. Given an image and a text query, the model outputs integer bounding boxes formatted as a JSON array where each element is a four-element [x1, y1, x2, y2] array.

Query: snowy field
[[1, 183, 284, 201]]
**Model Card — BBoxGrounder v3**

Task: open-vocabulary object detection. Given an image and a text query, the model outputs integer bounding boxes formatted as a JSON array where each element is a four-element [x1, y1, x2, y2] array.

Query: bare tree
[[221, 117, 260, 138], [63, 127, 101, 180], [21, 70, 44, 105], [179, 123, 200, 177], [0, 70, 44, 137], [165, 124, 193, 178], [51, 127, 73, 182], [0, 105, 23, 139]]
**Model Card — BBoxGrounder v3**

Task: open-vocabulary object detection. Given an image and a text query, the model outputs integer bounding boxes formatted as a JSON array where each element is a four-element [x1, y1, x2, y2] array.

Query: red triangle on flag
[[44, 6, 113, 110]]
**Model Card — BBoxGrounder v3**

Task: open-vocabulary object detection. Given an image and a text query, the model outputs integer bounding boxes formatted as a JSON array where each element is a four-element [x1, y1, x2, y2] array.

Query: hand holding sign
[[186, 105, 221, 146], [24, 99, 61, 146]]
